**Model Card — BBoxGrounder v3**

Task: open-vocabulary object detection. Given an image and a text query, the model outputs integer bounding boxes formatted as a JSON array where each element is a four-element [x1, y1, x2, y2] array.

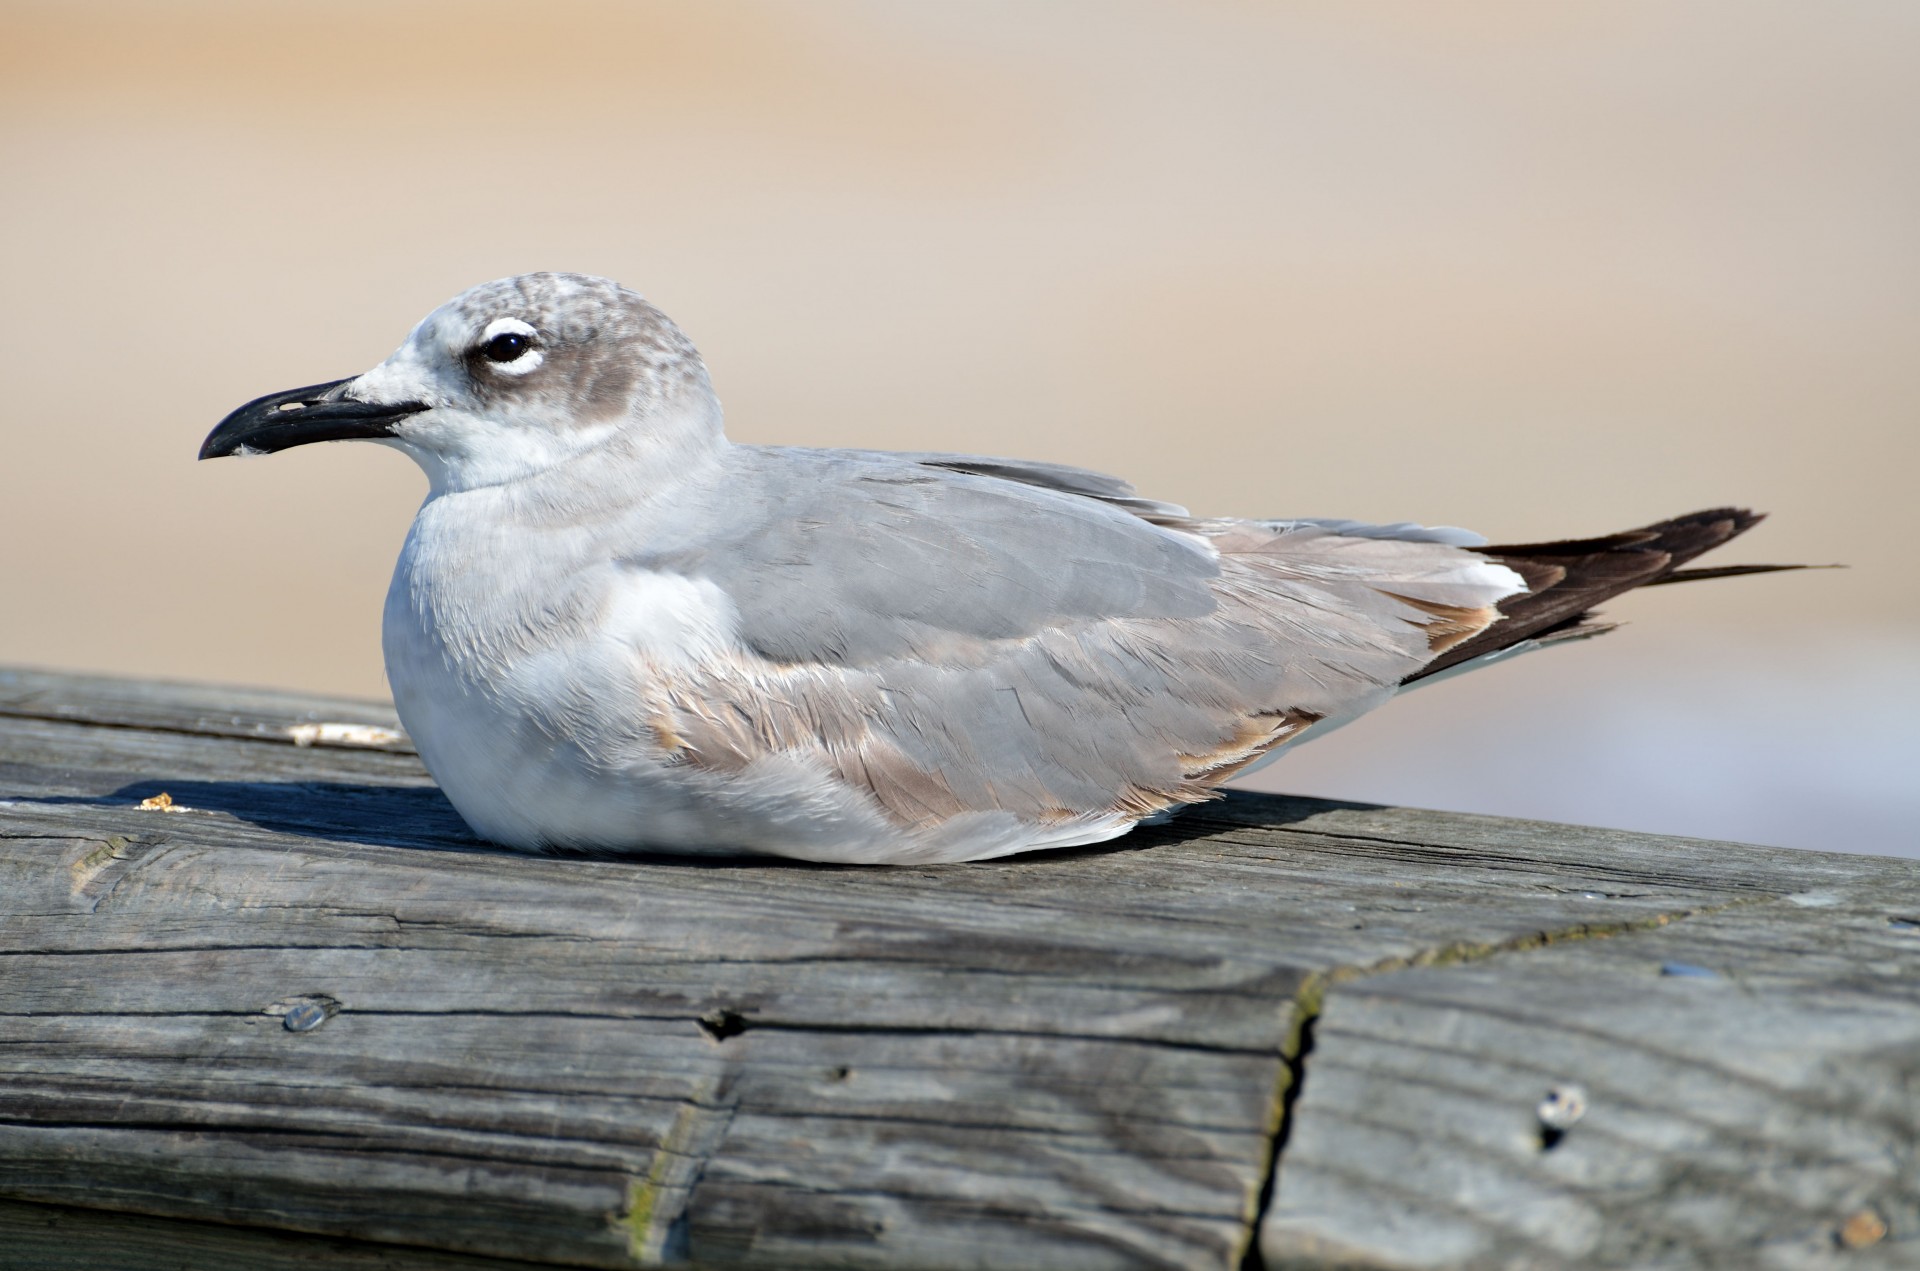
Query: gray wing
[[630, 446, 1217, 666], [879, 449, 1193, 520], [628, 446, 1526, 860]]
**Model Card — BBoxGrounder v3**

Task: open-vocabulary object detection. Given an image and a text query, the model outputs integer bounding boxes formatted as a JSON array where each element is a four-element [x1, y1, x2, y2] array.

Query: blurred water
[[1239, 626, 1920, 859]]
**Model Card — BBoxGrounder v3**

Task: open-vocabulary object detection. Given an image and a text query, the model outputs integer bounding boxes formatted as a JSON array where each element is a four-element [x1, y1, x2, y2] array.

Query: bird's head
[[199, 273, 721, 492]]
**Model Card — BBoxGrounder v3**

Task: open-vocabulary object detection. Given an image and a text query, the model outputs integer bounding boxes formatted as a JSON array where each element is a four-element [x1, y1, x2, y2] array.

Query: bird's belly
[[379, 623, 724, 857], [392, 684, 688, 853]]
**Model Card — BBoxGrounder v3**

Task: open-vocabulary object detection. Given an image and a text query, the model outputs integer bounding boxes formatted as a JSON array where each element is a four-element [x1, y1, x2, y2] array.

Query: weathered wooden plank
[[0, 665, 412, 751], [0, 1196, 566, 1270], [1261, 882, 1920, 1268], [0, 690, 1289, 1268], [1, 668, 1911, 1268]]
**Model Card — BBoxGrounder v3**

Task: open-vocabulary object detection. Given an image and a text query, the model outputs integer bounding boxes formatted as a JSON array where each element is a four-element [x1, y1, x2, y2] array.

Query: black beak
[[199, 378, 430, 460]]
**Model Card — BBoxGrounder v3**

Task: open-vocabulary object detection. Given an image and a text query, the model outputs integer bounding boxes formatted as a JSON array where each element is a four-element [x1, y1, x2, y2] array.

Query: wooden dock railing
[[0, 667, 1913, 1269]]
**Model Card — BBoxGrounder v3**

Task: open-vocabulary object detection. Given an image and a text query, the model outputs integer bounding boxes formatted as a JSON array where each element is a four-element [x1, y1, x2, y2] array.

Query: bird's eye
[[481, 331, 532, 362]]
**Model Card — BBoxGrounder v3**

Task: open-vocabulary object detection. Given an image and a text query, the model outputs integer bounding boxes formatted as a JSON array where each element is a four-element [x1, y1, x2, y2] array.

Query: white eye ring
[[477, 317, 544, 376]]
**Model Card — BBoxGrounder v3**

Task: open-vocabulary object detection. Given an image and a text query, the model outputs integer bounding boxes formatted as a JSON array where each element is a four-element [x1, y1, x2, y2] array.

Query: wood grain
[[0, 668, 1911, 1268], [1260, 883, 1920, 1269], [0, 1196, 563, 1271]]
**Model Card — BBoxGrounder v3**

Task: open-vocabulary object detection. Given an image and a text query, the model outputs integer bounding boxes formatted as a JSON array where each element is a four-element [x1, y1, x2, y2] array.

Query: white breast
[[597, 568, 742, 667], [380, 492, 751, 853]]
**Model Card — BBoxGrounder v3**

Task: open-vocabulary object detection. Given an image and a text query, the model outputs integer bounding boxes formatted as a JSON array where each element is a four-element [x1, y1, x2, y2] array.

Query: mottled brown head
[[201, 273, 724, 492], [426, 273, 705, 424]]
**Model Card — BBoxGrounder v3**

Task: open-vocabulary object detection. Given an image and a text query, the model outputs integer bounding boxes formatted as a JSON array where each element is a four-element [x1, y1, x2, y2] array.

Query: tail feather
[[1404, 508, 1796, 685]]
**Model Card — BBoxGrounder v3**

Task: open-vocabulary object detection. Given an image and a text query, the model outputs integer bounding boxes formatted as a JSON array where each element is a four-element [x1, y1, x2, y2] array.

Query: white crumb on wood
[[286, 722, 406, 748]]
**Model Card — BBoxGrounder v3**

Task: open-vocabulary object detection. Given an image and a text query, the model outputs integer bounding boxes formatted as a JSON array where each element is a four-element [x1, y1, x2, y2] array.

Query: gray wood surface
[[0, 667, 1912, 1269], [1260, 882, 1920, 1269]]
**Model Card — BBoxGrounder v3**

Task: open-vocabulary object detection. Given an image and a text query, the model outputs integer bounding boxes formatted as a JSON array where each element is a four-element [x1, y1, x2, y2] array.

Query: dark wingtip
[[1483, 507, 1765, 560], [1647, 562, 1842, 586], [1405, 507, 1811, 685]]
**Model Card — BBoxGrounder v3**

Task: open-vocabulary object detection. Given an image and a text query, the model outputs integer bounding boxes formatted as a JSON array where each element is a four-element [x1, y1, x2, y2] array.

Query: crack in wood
[[621, 1089, 735, 1265], [1236, 897, 1757, 1268], [0, 704, 418, 754], [1169, 811, 1794, 894]]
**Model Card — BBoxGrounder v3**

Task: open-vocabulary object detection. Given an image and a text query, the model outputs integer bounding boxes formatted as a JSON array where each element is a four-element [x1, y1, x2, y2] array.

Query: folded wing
[[623, 449, 1526, 860]]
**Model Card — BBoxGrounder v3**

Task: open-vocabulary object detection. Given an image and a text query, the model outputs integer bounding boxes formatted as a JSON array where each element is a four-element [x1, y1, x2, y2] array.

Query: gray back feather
[[625, 447, 1218, 666]]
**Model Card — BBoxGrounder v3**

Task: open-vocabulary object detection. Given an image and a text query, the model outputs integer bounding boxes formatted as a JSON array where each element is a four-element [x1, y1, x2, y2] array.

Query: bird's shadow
[[73, 779, 487, 853], [33, 779, 1371, 870]]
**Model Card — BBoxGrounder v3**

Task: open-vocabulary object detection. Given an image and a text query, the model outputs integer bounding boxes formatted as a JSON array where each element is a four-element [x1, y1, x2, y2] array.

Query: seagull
[[201, 273, 1801, 864]]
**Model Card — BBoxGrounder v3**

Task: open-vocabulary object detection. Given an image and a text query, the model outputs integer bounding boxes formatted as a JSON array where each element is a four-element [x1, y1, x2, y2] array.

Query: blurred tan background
[[3, 1, 1913, 854]]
